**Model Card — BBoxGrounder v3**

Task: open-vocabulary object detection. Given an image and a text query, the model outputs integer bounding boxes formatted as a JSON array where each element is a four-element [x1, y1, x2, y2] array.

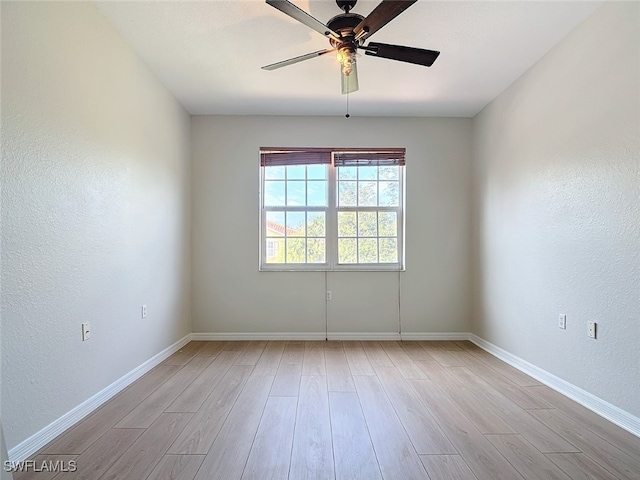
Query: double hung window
[[260, 148, 404, 271]]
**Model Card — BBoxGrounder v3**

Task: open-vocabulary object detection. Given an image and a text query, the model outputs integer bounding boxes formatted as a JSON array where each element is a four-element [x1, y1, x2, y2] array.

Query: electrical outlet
[[82, 322, 91, 341], [558, 314, 566, 330], [588, 321, 597, 339], [142, 305, 147, 319], [326, 291, 332, 301]]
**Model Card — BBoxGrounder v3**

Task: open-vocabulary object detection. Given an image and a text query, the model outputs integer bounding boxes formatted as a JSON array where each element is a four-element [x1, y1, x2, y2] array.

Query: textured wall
[[0, 423, 11, 480], [191, 115, 472, 335], [472, 1, 639, 416], [1, 2, 191, 449]]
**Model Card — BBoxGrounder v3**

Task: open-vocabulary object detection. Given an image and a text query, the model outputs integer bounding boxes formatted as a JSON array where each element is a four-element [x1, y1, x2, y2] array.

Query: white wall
[[472, 1, 639, 417], [192, 116, 472, 336], [1, 1, 191, 450]]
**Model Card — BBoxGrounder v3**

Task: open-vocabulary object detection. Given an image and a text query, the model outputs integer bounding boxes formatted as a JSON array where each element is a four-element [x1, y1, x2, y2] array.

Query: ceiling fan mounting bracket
[[336, 0, 357, 14]]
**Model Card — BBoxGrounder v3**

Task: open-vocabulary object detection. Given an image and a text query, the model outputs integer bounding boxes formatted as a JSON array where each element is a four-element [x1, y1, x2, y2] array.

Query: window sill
[[259, 266, 405, 272]]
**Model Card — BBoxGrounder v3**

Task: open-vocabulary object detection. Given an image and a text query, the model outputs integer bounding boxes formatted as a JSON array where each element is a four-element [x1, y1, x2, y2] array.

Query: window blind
[[260, 149, 332, 166], [260, 148, 406, 167], [333, 149, 406, 167]]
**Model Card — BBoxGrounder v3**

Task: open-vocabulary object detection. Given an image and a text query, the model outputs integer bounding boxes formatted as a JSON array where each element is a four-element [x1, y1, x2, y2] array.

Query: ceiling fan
[[262, 0, 440, 94]]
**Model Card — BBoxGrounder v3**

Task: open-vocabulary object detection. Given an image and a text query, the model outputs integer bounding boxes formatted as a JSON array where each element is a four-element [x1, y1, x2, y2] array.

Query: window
[[266, 239, 279, 259], [260, 148, 404, 271]]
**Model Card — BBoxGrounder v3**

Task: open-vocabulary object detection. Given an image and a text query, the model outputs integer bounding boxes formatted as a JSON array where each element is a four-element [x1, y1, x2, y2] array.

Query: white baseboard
[[8, 334, 192, 463], [191, 332, 327, 341], [401, 332, 471, 341], [191, 332, 470, 341], [328, 332, 402, 340], [468, 334, 640, 438]]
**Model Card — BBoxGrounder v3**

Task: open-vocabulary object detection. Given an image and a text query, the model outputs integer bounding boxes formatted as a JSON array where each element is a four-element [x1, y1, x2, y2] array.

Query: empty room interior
[[1, 0, 639, 479]]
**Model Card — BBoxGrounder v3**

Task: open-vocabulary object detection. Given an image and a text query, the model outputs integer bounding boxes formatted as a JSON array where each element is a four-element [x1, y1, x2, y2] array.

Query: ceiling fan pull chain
[[345, 90, 350, 118]]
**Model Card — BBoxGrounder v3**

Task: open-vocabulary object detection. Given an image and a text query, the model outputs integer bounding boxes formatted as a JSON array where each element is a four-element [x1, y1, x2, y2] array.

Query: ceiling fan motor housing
[[327, 13, 364, 49]]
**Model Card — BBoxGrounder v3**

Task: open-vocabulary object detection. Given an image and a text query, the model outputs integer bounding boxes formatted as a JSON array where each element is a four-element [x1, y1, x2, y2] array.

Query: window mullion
[[327, 159, 338, 270]]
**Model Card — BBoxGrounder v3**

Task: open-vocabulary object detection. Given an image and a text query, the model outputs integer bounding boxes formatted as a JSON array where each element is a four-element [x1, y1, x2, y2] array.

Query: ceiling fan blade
[[341, 62, 359, 95], [266, 0, 341, 42], [353, 0, 418, 41], [362, 42, 440, 67], [262, 48, 337, 71]]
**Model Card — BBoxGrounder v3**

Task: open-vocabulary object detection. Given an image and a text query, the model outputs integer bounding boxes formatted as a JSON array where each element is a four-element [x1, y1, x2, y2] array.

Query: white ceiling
[[94, 0, 601, 117]]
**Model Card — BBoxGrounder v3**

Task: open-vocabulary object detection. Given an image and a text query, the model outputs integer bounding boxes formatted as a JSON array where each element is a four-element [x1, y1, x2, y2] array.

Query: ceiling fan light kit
[[263, 0, 440, 96]]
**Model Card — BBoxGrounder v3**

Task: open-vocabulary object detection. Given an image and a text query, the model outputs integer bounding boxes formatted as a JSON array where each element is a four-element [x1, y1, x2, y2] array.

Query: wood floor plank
[[465, 361, 552, 409], [251, 341, 286, 376], [281, 341, 305, 364], [324, 345, 355, 392], [329, 392, 383, 480], [527, 384, 640, 458], [419, 455, 477, 480], [301, 341, 326, 376], [197, 341, 228, 357], [485, 434, 571, 480], [241, 396, 297, 480], [100, 413, 193, 480], [164, 342, 208, 366], [545, 453, 620, 480], [454, 341, 482, 352], [343, 341, 375, 375], [466, 348, 543, 387], [380, 342, 427, 379], [408, 377, 523, 480], [418, 341, 464, 351], [43, 364, 181, 454], [234, 341, 267, 366], [166, 351, 238, 413], [447, 366, 579, 453], [223, 341, 250, 352], [12, 455, 77, 480], [361, 341, 395, 366], [354, 375, 429, 480], [168, 365, 254, 455], [145, 454, 205, 480], [194, 376, 273, 480], [428, 350, 477, 367], [270, 362, 302, 397], [375, 366, 457, 454], [398, 341, 435, 362], [416, 361, 516, 435], [289, 376, 334, 480], [530, 408, 640, 480], [115, 356, 213, 428], [52, 428, 143, 480]]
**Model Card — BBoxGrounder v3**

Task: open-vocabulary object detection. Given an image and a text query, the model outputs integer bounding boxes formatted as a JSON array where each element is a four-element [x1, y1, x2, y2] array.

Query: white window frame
[[260, 149, 405, 272]]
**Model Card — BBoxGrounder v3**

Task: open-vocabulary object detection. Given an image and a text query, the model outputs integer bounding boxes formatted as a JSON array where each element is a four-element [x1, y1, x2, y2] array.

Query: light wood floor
[[17, 341, 640, 480]]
